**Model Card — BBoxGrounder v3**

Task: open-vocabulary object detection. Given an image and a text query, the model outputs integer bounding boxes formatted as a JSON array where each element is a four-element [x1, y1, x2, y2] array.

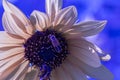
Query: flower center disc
[[24, 29, 69, 79]]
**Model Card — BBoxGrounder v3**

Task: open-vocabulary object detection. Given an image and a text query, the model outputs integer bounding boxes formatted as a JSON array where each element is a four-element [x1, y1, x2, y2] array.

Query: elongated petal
[[68, 38, 101, 67], [50, 70, 57, 80], [55, 66, 72, 80], [3, 0, 34, 34], [7, 32, 25, 39], [30, 10, 50, 31], [64, 32, 80, 40], [0, 57, 12, 67], [0, 44, 21, 49], [23, 68, 39, 80], [64, 20, 107, 37], [0, 32, 23, 49], [0, 47, 24, 60], [10, 61, 29, 80], [2, 12, 30, 39], [0, 54, 24, 80], [69, 46, 101, 67], [68, 55, 114, 80], [3, 60, 27, 80], [68, 38, 111, 61], [62, 60, 87, 80], [73, 20, 107, 31], [54, 6, 77, 31], [46, 0, 62, 22], [0, 31, 24, 44]]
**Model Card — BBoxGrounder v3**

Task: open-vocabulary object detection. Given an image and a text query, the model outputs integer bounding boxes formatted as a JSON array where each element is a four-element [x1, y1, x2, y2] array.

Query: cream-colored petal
[[68, 55, 114, 80], [0, 54, 24, 80], [3, 0, 28, 25], [0, 57, 12, 67], [64, 32, 80, 40], [68, 38, 111, 61], [30, 10, 50, 31], [10, 60, 29, 80], [55, 66, 72, 80], [45, 0, 62, 22], [3, 60, 27, 80], [62, 59, 87, 80], [3, 0, 34, 35], [50, 70, 57, 80], [0, 47, 24, 61], [73, 20, 107, 32], [0, 53, 23, 67], [19, 74, 26, 80], [0, 44, 21, 49], [0, 31, 24, 44], [23, 68, 39, 80], [2, 12, 31, 39], [7, 32, 24, 39], [64, 20, 107, 37], [53, 6, 77, 31], [68, 38, 101, 67], [69, 45, 101, 67]]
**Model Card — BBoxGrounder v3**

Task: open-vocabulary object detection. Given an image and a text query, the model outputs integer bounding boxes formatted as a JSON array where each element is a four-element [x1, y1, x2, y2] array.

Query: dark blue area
[[108, 29, 120, 38], [0, 4, 4, 30]]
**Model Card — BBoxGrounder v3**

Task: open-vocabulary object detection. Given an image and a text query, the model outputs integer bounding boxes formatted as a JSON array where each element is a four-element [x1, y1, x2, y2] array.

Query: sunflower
[[0, 0, 113, 80]]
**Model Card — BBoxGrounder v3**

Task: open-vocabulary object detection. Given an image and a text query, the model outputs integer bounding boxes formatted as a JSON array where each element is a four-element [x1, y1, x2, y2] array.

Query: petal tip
[[69, 6, 77, 13], [31, 10, 38, 15], [2, 0, 6, 8], [3, 0, 10, 11], [100, 20, 107, 25]]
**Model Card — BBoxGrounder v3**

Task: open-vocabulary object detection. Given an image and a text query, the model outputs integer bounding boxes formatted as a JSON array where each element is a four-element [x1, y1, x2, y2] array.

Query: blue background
[[0, 0, 120, 80]]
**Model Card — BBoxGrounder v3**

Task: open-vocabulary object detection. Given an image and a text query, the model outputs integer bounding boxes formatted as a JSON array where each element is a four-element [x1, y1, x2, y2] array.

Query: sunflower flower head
[[0, 0, 114, 80]]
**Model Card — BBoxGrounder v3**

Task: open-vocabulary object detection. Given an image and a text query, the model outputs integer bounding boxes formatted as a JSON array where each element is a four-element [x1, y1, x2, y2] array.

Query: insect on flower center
[[24, 29, 69, 80]]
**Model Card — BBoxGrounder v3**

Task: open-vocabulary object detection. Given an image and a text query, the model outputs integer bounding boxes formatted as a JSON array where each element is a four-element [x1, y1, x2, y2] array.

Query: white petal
[[68, 38, 101, 67], [74, 20, 106, 31], [62, 60, 87, 80], [68, 55, 114, 80], [53, 6, 77, 31], [10, 60, 29, 80], [0, 57, 12, 67], [55, 66, 72, 80], [3, 0, 34, 35], [0, 44, 21, 49], [0, 54, 24, 80], [2, 12, 30, 39], [68, 38, 111, 61], [23, 68, 39, 80], [0, 47, 24, 60], [65, 20, 107, 37], [64, 32, 80, 40], [45, 0, 62, 22], [0, 31, 24, 44], [2, 60, 28, 80], [30, 10, 50, 31], [3, 0, 28, 24], [50, 70, 57, 80]]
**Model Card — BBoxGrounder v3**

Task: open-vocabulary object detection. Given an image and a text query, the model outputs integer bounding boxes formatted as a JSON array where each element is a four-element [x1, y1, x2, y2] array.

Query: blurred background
[[0, 0, 120, 80]]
